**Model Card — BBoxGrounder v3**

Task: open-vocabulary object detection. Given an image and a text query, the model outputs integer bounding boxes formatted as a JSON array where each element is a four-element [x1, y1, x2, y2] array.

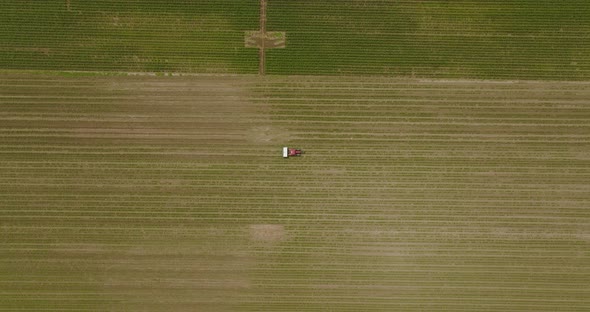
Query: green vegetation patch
[[1, 1, 589, 79], [266, 0, 590, 79], [0, 0, 259, 73]]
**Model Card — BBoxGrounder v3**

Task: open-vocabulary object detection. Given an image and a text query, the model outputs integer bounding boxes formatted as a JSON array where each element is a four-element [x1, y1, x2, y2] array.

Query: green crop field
[[0, 73, 588, 311], [266, 0, 590, 78], [1, 0, 589, 79], [0, 0, 260, 73], [1, 0, 590, 311]]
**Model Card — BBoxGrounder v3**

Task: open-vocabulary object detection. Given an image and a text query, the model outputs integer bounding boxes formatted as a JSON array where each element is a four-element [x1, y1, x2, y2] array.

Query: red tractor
[[283, 147, 303, 158]]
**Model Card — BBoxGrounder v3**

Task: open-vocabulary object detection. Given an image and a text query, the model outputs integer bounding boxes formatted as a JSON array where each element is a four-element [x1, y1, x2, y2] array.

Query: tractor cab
[[283, 147, 303, 158]]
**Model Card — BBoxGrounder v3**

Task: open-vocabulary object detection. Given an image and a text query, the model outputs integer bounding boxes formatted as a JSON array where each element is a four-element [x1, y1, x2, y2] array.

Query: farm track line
[[1, 216, 586, 227], [6, 199, 586, 208], [4, 206, 588, 215], [1, 107, 589, 115], [2, 214, 586, 223], [3, 181, 589, 189], [1, 177, 588, 186], [255, 98, 590, 104], [5, 118, 590, 124], [2, 248, 585, 259], [3, 171, 589, 177], [1, 161, 588, 168], [0, 261, 583, 272], [2, 136, 589, 144]]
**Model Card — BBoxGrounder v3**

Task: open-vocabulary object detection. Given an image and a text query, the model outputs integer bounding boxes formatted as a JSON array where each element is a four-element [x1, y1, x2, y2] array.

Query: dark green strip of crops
[[1, 1, 589, 79]]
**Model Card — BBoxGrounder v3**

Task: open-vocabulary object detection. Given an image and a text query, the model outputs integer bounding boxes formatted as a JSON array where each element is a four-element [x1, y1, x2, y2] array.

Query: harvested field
[[0, 73, 588, 311]]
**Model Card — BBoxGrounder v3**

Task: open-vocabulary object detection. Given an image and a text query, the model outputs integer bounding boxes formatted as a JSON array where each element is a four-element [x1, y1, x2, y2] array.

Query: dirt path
[[259, 0, 267, 75]]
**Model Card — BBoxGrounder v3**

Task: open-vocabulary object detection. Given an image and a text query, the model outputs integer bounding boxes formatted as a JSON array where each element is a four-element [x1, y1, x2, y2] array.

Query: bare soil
[[249, 224, 286, 243]]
